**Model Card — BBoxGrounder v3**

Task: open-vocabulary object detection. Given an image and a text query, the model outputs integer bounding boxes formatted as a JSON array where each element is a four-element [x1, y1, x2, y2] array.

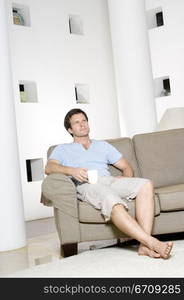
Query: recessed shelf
[[75, 84, 90, 104], [154, 76, 171, 98], [156, 11, 164, 27], [147, 7, 164, 30], [12, 3, 31, 27], [26, 159, 44, 182], [69, 15, 84, 35], [19, 81, 38, 103]]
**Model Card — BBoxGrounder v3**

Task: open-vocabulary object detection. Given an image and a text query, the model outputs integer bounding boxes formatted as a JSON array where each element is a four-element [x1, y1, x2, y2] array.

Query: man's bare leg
[[135, 181, 161, 258], [111, 203, 173, 259]]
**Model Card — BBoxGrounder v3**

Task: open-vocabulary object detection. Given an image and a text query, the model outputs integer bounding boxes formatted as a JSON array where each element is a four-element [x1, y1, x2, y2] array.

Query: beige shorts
[[76, 176, 150, 221]]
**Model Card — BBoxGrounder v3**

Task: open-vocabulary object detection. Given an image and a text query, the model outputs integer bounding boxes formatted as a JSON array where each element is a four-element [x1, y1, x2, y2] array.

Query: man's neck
[[73, 136, 91, 149]]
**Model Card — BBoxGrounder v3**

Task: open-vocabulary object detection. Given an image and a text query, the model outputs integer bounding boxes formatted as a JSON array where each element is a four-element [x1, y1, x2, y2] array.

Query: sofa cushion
[[78, 194, 160, 223], [155, 184, 184, 212], [107, 137, 141, 177], [133, 128, 184, 188]]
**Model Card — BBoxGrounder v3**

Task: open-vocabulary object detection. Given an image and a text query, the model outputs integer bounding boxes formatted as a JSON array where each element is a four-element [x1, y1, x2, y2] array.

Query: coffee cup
[[87, 170, 98, 184]]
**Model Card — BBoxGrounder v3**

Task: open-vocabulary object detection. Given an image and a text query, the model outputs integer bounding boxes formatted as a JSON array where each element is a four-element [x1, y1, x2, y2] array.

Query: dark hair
[[64, 108, 88, 136]]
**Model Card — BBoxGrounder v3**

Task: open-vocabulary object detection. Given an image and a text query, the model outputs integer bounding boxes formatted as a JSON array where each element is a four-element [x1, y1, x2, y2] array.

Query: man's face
[[68, 113, 90, 137]]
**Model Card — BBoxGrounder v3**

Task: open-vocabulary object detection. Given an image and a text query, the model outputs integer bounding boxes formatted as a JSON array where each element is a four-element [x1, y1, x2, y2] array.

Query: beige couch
[[41, 128, 184, 257]]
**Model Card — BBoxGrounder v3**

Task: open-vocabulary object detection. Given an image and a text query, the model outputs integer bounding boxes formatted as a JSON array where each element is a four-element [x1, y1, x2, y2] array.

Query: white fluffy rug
[[8, 239, 184, 278]]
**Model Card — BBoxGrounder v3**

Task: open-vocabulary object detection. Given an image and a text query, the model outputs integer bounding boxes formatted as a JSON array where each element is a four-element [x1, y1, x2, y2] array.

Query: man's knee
[[146, 179, 154, 189], [111, 203, 127, 217], [140, 179, 154, 194]]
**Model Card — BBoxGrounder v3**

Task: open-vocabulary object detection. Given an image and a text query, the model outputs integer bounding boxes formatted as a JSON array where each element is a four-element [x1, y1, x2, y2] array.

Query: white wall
[[7, 0, 120, 220], [146, 0, 184, 122]]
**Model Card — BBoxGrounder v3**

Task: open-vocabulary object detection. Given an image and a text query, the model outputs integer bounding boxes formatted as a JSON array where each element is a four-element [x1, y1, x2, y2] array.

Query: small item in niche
[[19, 84, 28, 102], [13, 8, 24, 25], [160, 89, 170, 97]]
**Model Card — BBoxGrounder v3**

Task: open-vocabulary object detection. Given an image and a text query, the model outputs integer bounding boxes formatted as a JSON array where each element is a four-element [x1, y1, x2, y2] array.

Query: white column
[[0, 0, 26, 251], [108, 0, 157, 137]]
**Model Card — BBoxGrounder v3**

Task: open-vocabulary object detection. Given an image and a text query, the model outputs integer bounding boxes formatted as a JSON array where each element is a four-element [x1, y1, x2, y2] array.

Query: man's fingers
[[73, 168, 88, 182], [77, 174, 88, 182], [81, 171, 88, 178]]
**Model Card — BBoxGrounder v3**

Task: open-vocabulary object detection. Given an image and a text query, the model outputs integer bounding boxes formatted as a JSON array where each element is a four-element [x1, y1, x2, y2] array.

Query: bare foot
[[138, 244, 161, 258], [149, 238, 173, 259]]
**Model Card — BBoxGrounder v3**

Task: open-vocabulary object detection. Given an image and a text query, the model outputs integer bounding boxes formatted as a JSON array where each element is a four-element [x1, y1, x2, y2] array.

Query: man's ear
[[68, 128, 73, 135]]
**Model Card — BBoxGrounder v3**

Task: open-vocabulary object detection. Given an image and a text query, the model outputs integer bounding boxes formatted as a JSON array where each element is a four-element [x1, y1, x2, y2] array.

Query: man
[[45, 108, 173, 259]]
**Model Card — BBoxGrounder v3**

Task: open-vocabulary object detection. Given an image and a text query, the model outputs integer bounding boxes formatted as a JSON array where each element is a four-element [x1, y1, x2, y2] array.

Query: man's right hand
[[71, 167, 88, 183]]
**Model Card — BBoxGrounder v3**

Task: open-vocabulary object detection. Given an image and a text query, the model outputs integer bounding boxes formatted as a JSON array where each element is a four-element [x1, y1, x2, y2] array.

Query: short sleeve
[[48, 145, 66, 165], [104, 141, 123, 164]]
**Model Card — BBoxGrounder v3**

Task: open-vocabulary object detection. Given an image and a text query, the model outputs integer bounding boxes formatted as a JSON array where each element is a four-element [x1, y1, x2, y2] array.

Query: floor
[[0, 217, 117, 277], [1, 217, 184, 277]]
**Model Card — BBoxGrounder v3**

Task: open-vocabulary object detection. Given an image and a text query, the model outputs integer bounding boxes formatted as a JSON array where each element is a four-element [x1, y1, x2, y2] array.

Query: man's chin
[[77, 133, 89, 138]]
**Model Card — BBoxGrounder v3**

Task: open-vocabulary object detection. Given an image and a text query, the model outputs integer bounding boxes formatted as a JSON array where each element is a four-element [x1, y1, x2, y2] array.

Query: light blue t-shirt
[[49, 140, 123, 176]]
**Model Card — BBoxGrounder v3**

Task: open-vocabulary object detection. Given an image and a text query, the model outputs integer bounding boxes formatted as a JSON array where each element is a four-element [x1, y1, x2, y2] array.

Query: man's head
[[64, 108, 89, 137]]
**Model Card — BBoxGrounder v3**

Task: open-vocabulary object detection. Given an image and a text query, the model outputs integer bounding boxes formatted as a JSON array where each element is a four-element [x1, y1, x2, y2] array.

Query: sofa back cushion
[[107, 137, 140, 177], [133, 128, 184, 188]]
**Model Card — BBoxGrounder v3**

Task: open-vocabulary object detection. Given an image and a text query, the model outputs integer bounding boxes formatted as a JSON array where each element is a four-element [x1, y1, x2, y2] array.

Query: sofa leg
[[117, 238, 121, 245], [61, 243, 78, 257]]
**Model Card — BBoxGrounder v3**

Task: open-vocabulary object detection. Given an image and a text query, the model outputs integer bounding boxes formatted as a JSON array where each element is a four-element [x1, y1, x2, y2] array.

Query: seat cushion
[[155, 184, 184, 212], [78, 194, 160, 223]]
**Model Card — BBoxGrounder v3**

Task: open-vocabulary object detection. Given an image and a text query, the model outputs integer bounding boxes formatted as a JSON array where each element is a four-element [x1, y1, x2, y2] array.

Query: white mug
[[87, 170, 98, 184]]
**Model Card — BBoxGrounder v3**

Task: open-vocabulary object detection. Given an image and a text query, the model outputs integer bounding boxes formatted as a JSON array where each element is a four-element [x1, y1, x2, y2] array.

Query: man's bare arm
[[113, 157, 134, 177], [45, 159, 88, 182]]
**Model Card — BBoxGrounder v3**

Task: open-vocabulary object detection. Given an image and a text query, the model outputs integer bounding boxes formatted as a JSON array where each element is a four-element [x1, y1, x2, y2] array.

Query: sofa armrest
[[41, 173, 78, 218]]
